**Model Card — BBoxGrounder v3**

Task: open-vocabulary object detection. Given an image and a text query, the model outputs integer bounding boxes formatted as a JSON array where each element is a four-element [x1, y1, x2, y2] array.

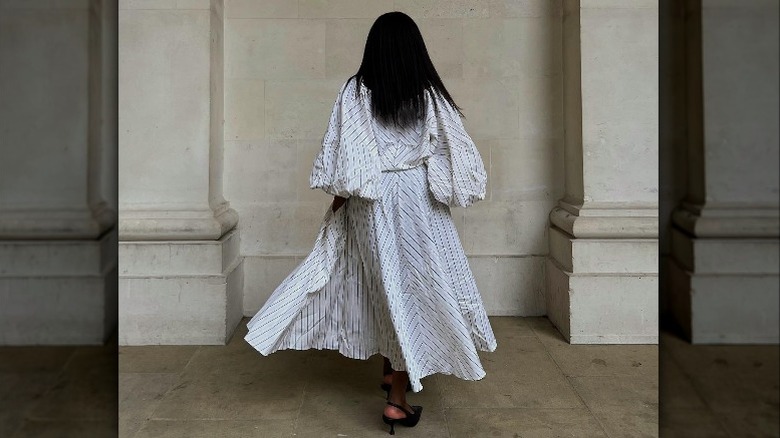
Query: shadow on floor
[[659, 320, 779, 438], [0, 334, 118, 437]]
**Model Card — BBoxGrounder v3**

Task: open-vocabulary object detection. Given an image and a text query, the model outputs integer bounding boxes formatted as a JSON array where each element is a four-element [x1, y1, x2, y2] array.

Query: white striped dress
[[244, 77, 497, 393]]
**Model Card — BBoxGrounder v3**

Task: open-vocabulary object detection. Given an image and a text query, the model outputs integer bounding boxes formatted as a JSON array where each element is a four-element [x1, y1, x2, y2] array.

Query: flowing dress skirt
[[245, 162, 497, 393]]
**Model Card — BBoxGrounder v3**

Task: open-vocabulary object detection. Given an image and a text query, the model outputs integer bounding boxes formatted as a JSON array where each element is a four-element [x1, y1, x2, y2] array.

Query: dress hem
[[244, 332, 497, 393]]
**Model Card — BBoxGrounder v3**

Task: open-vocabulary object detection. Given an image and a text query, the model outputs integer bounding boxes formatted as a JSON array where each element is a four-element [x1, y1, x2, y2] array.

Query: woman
[[244, 11, 497, 435]]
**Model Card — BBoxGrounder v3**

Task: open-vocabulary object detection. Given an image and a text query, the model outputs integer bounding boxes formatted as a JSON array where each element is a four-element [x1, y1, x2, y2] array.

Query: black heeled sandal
[[382, 400, 423, 435]]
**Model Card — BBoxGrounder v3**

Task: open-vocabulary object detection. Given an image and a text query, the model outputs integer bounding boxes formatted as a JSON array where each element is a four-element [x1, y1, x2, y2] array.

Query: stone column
[[0, 0, 117, 345], [546, 0, 659, 344], [118, 0, 242, 345], [668, 0, 779, 343]]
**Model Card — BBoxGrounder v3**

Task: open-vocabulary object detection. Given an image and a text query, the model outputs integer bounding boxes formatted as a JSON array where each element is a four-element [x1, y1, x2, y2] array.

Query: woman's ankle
[[382, 357, 393, 375]]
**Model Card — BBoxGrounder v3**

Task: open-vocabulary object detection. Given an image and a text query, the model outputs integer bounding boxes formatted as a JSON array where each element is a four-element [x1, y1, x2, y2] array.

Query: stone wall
[[222, 0, 565, 317], [0, 0, 117, 344]]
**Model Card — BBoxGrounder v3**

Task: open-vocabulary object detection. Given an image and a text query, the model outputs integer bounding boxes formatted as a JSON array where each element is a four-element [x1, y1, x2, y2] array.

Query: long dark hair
[[349, 11, 463, 128]]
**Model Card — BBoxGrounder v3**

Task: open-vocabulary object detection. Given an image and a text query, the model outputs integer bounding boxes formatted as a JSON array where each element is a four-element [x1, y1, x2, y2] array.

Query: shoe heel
[[382, 415, 396, 435]]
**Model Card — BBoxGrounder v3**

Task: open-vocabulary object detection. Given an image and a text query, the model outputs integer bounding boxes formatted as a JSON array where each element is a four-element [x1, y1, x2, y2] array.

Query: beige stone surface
[[659, 407, 730, 438], [394, 0, 489, 18], [0, 4, 90, 210], [118, 0, 657, 345], [299, 0, 389, 19], [264, 79, 344, 139], [417, 18, 464, 79], [224, 139, 298, 203], [530, 317, 658, 377], [663, 0, 779, 345], [224, 79, 265, 141], [119, 8, 212, 208], [0, 343, 118, 438], [17, 321, 774, 438], [221, 5, 565, 317], [112, 316, 662, 437], [593, 407, 658, 438], [463, 17, 562, 78], [579, 6, 658, 205], [241, 256, 303, 315], [447, 408, 607, 438], [324, 18, 374, 77], [134, 420, 296, 438], [658, 329, 780, 437], [118, 346, 198, 373], [462, 201, 554, 254], [545, 1, 658, 344], [487, 0, 563, 18], [226, 19, 326, 80], [468, 256, 546, 316], [0, 347, 75, 373], [224, 0, 297, 18], [0, 373, 61, 436], [234, 203, 329, 256], [490, 138, 564, 202], [120, 0, 210, 9], [295, 139, 334, 203], [699, 1, 779, 206], [11, 421, 116, 438], [1, 0, 117, 347], [119, 373, 180, 437]]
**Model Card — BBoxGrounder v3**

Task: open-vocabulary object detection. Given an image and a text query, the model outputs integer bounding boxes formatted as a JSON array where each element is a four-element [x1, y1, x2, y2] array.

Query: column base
[[118, 229, 243, 345], [0, 229, 118, 345], [668, 226, 779, 344], [545, 222, 658, 344], [119, 205, 239, 241], [0, 204, 116, 239]]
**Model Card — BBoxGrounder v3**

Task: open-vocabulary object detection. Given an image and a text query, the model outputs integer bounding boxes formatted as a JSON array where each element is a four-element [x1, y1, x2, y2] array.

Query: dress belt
[[380, 159, 428, 173]]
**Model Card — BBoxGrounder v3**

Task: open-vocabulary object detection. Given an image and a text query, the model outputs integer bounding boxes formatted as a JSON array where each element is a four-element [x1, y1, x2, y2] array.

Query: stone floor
[[118, 316, 659, 438], [659, 328, 779, 437], [0, 337, 118, 437], [1, 316, 777, 437]]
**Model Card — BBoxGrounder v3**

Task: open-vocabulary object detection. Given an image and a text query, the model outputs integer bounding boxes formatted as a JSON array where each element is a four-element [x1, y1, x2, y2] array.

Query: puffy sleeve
[[424, 90, 487, 208], [309, 78, 381, 200]]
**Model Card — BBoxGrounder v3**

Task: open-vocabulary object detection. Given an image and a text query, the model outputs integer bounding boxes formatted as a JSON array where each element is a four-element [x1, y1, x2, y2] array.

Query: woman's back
[[245, 13, 496, 429], [374, 115, 423, 147], [373, 108, 427, 172]]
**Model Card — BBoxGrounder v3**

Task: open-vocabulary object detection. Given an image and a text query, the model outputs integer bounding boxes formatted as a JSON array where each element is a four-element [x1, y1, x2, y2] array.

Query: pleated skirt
[[244, 163, 497, 393]]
